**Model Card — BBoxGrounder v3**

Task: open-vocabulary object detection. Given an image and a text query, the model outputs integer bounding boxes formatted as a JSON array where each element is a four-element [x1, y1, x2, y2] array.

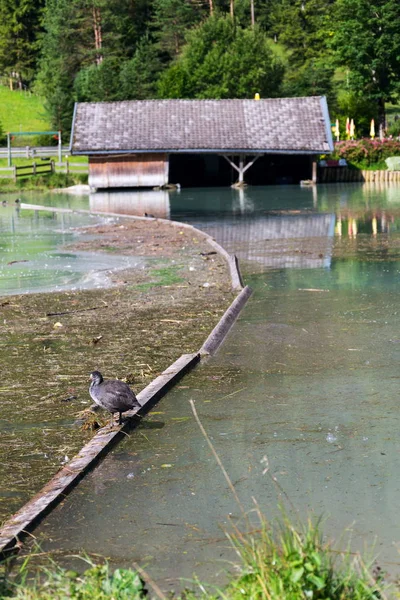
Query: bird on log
[[89, 371, 141, 425]]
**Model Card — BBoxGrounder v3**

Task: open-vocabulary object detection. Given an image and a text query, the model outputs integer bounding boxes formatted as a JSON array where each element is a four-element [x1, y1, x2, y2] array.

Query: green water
[[16, 182, 399, 591], [0, 191, 143, 295]]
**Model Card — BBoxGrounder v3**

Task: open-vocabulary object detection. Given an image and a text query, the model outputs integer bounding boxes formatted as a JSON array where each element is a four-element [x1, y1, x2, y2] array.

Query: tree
[[74, 58, 122, 101], [119, 37, 162, 99], [152, 0, 205, 59], [158, 15, 284, 99], [331, 0, 400, 127], [35, 0, 81, 131], [267, 0, 335, 102], [269, 0, 334, 64], [35, 0, 146, 131], [0, 0, 45, 83]]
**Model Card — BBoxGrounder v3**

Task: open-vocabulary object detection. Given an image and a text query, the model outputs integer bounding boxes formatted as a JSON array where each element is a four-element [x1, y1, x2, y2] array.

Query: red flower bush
[[332, 138, 400, 165]]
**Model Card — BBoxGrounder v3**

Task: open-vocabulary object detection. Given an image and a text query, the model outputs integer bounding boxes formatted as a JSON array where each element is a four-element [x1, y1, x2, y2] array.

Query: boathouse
[[70, 97, 333, 189]]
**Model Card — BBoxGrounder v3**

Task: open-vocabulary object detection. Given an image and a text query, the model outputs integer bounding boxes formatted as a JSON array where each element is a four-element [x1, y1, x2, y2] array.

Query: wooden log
[[201, 285, 252, 356]]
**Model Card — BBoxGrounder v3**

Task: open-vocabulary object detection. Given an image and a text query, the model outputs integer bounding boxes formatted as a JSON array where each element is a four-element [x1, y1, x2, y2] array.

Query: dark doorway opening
[[169, 153, 312, 187]]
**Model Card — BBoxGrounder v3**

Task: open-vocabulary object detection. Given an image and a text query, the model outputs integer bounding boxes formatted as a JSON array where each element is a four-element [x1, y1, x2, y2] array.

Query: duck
[[89, 371, 141, 425]]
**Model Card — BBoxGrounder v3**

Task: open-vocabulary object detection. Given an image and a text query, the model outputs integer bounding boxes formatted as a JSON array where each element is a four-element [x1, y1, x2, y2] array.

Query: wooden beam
[[243, 154, 261, 174], [222, 154, 240, 173], [312, 159, 317, 183], [222, 153, 263, 184]]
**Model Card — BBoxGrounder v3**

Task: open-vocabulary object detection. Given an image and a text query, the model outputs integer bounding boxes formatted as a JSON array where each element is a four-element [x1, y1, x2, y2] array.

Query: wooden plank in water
[[201, 285, 252, 355]]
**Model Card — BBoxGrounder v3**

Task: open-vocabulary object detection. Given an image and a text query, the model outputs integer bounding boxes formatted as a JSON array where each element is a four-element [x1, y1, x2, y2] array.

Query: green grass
[[0, 516, 389, 599], [0, 157, 88, 168], [0, 86, 50, 134], [135, 266, 185, 291], [0, 172, 88, 193], [0, 558, 146, 599]]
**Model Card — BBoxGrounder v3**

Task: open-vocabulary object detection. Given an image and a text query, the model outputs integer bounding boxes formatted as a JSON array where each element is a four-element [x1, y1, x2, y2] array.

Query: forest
[[1, 0, 400, 135]]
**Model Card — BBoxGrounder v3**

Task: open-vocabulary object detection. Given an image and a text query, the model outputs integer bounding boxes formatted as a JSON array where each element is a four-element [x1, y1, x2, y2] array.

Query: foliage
[[119, 37, 163, 100], [217, 514, 386, 600], [158, 16, 285, 99], [74, 58, 122, 102], [332, 138, 400, 165], [0, 119, 6, 145], [334, 90, 378, 138], [387, 119, 400, 138], [331, 0, 400, 123], [152, 0, 205, 59], [1, 558, 146, 599], [34, 0, 81, 132], [3, 0, 400, 147], [282, 58, 336, 107], [0, 0, 45, 83]]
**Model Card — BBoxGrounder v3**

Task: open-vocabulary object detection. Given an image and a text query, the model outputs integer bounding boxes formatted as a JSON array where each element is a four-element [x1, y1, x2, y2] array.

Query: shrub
[[332, 138, 400, 166]]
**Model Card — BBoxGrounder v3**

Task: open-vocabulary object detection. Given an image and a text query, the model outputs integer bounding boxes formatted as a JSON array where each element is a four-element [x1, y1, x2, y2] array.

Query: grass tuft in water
[[217, 513, 386, 600], [0, 556, 146, 599]]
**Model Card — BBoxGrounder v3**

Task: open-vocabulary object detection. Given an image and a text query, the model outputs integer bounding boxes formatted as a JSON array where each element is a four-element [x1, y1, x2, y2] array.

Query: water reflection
[[6, 184, 400, 294], [90, 189, 171, 219]]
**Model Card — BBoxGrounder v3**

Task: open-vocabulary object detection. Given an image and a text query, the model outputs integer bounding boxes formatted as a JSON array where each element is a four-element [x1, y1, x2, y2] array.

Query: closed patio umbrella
[[370, 119, 375, 139]]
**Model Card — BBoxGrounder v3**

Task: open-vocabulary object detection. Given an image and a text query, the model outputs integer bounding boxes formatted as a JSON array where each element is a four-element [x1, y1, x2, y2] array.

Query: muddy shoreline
[[0, 218, 234, 523]]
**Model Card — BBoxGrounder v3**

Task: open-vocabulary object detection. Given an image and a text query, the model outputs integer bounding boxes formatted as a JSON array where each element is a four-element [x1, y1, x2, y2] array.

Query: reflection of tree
[[317, 183, 400, 214]]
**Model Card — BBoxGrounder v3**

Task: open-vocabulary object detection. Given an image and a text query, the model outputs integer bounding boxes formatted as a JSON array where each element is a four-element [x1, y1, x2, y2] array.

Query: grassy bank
[[0, 515, 389, 599], [0, 87, 50, 134], [0, 172, 88, 193]]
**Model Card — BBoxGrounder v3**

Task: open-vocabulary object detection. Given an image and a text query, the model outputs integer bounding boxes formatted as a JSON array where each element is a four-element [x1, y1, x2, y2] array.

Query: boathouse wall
[[89, 153, 169, 188]]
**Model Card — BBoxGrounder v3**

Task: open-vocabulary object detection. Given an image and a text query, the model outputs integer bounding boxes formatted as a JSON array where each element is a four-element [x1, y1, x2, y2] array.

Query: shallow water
[[22, 183, 400, 590], [0, 191, 144, 295]]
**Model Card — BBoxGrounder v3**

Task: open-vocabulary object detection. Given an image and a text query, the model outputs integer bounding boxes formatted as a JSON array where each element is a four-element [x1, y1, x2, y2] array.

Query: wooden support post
[[51, 160, 55, 174], [58, 131, 62, 164], [33, 162, 36, 176], [221, 153, 262, 186], [7, 134, 11, 167], [238, 154, 244, 184], [312, 160, 317, 184]]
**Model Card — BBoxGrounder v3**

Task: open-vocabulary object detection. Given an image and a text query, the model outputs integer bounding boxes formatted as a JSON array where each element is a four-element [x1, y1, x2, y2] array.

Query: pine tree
[[34, 0, 81, 131], [0, 0, 45, 83], [152, 0, 206, 59], [119, 37, 162, 99]]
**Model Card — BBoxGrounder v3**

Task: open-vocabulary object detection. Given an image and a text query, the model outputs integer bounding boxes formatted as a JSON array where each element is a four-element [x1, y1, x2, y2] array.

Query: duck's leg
[[118, 411, 123, 425]]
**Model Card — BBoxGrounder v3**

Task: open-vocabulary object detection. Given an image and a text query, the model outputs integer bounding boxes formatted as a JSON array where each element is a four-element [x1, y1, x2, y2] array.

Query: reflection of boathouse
[[70, 97, 333, 189], [201, 213, 336, 270]]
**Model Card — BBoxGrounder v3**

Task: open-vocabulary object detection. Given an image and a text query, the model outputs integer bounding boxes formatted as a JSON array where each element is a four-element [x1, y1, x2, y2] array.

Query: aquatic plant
[[0, 557, 146, 599]]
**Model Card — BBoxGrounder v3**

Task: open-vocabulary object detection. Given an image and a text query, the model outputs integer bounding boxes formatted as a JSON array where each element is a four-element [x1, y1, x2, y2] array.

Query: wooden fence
[[15, 161, 54, 179], [319, 167, 400, 183], [55, 161, 88, 174], [0, 161, 88, 180]]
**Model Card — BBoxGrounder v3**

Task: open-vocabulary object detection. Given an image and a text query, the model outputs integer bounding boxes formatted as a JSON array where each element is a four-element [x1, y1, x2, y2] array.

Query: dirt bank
[[0, 218, 234, 524]]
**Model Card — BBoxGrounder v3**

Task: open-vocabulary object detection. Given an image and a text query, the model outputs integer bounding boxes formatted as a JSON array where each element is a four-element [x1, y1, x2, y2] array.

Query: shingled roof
[[70, 97, 333, 155]]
